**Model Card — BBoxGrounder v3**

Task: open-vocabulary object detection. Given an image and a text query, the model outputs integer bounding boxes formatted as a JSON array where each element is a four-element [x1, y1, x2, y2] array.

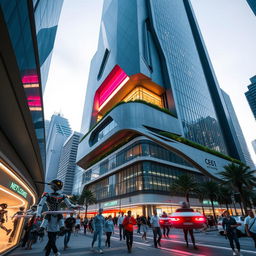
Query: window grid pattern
[[150, 0, 227, 154]]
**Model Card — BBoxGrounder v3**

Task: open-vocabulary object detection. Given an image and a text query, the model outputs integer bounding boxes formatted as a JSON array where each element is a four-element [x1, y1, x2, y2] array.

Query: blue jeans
[[64, 231, 71, 247], [92, 229, 103, 250]]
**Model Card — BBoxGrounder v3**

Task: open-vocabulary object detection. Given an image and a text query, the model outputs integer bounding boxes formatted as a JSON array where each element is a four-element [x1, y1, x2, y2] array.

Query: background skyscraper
[[57, 131, 82, 195], [77, 0, 243, 215], [45, 114, 71, 183], [221, 89, 254, 168], [246, 0, 256, 15], [245, 75, 256, 120]]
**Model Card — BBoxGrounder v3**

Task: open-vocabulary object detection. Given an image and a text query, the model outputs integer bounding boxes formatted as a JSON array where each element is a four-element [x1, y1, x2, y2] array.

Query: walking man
[[64, 213, 76, 250], [150, 209, 162, 248], [245, 210, 256, 248], [92, 208, 105, 254], [123, 210, 136, 253], [104, 215, 114, 248], [222, 210, 243, 256], [118, 212, 125, 240]]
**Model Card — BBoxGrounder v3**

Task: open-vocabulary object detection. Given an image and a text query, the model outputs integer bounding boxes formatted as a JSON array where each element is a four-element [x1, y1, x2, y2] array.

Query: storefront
[[0, 160, 36, 255]]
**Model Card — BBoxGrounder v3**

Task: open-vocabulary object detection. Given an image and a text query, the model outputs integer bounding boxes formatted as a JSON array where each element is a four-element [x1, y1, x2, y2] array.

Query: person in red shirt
[[123, 211, 137, 253]]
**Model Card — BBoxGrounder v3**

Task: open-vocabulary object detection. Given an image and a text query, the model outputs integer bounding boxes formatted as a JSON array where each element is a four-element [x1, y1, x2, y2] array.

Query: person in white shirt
[[150, 210, 162, 248], [245, 210, 256, 248], [117, 212, 125, 240]]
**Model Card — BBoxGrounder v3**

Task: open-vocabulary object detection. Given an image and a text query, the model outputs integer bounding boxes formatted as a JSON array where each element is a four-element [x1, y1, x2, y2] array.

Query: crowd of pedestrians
[[13, 204, 256, 256]]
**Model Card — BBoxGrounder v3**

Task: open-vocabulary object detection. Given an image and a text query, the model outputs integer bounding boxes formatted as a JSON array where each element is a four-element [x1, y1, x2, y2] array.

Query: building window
[[97, 49, 110, 80], [123, 86, 164, 108]]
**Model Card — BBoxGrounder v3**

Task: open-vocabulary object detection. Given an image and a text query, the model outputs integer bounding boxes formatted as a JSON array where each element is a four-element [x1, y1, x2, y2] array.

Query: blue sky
[[43, 0, 256, 163]]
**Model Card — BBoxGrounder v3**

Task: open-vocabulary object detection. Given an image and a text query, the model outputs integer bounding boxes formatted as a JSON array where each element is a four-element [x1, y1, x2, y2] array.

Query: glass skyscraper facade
[[77, 0, 243, 216], [245, 75, 256, 120], [247, 0, 256, 15], [0, 0, 63, 170], [0, 1, 63, 253]]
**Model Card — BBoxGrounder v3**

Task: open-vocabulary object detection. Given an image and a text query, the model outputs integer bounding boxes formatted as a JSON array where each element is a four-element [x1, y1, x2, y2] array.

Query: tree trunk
[[201, 205, 205, 216], [185, 192, 190, 204], [225, 203, 229, 211], [210, 199, 217, 226], [238, 188, 247, 215], [85, 204, 88, 218]]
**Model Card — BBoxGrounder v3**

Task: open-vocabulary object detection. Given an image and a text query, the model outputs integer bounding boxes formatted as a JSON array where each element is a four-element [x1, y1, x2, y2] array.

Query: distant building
[[72, 166, 84, 195], [45, 114, 72, 183], [245, 76, 256, 119], [45, 120, 50, 140], [221, 89, 254, 168], [252, 140, 256, 154], [57, 132, 82, 195], [246, 0, 256, 15]]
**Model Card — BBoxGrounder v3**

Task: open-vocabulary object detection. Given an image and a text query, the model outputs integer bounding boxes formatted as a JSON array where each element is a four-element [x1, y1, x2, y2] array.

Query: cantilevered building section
[[57, 132, 82, 195], [77, 0, 242, 216]]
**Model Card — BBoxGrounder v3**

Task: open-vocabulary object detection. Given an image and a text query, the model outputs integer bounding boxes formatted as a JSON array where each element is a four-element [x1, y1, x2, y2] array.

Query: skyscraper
[[57, 132, 82, 195], [221, 89, 254, 168], [246, 0, 256, 15], [252, 139, 256, 155], [45, 114, 72, 183], [245, 75, 256, 119], [0, 0, 63, 253], [77, 0, 242, 216]]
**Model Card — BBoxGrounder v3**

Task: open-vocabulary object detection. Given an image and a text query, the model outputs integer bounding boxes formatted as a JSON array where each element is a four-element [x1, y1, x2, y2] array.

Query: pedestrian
[[245, 210, 256, 248], [82, 217, 88, 235], [161, 211, 170, 238], [140, 215, 148, 242], [118, 212, 125, 240], [104, 215, 114, 248], [64, 213, 76, 250], [123, 210, 136, 253], [176, 202, 197, 249], [222, 210, 243, 256], [74, 215, 81, 236], [91, 208, 105, 254], [25, 214, 39, 250], [8, 206, 25, 243], [136, 215, 141, 234], [89, 217, 94, 233], [150, 209, 162, 248]]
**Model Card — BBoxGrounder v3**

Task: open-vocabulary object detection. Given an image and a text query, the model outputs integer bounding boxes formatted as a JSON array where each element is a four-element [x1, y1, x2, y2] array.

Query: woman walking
[[104, 215, 114, 248], [140, 215, 148, 242]]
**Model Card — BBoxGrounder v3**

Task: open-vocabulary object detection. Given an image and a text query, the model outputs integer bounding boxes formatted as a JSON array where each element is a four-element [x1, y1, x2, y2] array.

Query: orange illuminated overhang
[[94, 69, 165, 117]]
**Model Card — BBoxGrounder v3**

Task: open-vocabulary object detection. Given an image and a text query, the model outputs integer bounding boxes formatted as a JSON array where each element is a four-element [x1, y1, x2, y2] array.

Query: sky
[[44, 0, 256, 163]]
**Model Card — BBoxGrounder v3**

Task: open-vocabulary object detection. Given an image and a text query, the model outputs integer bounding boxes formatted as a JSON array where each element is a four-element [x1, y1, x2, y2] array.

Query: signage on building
[[202, 200, 218, 206], [103, 200, 118, 207], [204, 158, 218, 170], [9, 182, 28, 198]]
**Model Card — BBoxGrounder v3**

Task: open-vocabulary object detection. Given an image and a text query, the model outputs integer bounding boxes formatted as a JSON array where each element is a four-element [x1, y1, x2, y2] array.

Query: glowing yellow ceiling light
[[0, 162, 36, 205], [23, 83, 39, 88], [0, 187, 25, 207]]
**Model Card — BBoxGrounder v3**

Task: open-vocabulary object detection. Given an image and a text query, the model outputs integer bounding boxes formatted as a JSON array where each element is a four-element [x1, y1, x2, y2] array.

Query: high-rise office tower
[[77, 0, 242, 216], [252, 140, 256, 155], [247, 0, 256, 15], [57, 132, 82, 195], [221, 89, 254, 168], [0, 0, 63, 253], [245, 75, 256, 119], [45, 114, 72, 183]]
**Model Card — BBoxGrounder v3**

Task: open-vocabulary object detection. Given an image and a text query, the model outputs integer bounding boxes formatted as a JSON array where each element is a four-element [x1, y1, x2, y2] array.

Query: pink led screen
[[96, 65, 128, 108]]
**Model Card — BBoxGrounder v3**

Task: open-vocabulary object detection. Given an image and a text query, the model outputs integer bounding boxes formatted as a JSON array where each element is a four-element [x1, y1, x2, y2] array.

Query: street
[[9, 228, 256, 256]]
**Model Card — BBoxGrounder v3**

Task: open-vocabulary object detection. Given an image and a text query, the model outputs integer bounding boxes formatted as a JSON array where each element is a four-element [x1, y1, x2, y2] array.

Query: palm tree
[[200, 180, 219, 224], [218, 186, 233, 212], [172, 173, 197, 203], [194, 186, 207, 215], [69, 194, 80, 204], [219, 163, 256, 214], [79, 189, 97, 217]]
